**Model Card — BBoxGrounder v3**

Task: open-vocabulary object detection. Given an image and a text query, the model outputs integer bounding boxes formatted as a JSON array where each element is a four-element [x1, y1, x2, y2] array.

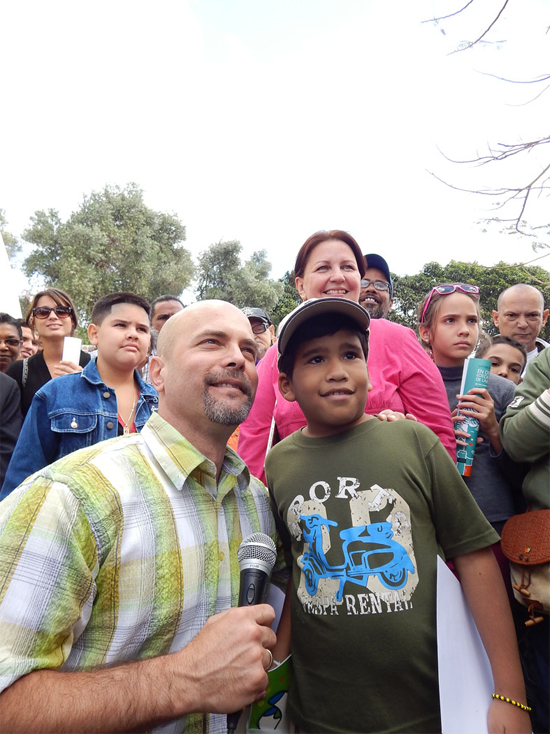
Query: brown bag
[[501, 510, 550, 624]]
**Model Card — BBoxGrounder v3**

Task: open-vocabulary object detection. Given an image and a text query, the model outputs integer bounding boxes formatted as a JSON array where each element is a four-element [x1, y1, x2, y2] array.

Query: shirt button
[[218, 551, 225, 562], [103, 391, 111, 399], [106, 421, 114, 430]]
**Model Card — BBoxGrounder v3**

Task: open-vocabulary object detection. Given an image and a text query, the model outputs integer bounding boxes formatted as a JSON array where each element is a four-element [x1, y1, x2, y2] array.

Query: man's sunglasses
[[360, 279, 390, 292], [420, 284, 479, 324], [251, 322, 269, 335], [32, 306, 73, 319]]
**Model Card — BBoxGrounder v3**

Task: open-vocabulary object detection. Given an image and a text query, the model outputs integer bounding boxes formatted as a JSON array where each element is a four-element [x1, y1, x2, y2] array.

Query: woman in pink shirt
[[238, 230, 455, 482]]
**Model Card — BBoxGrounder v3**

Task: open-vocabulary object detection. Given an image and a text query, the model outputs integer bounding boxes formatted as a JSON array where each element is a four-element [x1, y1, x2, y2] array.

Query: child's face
[[428, 292, 480, 367], [485, 343, 524, 384], [278, 329, 371, 438], [89, 303, 151, 373]]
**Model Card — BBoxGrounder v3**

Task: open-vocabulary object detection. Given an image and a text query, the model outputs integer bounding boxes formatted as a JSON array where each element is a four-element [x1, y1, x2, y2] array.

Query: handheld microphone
[[227, 532, 277, 734]]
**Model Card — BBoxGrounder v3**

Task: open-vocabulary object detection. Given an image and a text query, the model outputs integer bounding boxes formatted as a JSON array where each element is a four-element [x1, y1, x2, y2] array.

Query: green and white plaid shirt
[[0, 412, 281, 734]]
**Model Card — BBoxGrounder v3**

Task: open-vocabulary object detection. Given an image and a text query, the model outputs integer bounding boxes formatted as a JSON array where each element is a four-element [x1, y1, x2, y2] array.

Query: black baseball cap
[[241, 307, 272, 326], [277, 298, 370, 358]]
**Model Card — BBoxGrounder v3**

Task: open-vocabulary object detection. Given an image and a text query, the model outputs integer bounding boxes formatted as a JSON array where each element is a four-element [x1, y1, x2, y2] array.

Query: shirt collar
[[81, 358, 158, 399], [141, 412, 251, 494]]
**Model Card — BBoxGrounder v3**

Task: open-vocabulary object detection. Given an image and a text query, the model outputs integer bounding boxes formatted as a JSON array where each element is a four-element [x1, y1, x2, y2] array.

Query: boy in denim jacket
[[1, 293, 157, 497]]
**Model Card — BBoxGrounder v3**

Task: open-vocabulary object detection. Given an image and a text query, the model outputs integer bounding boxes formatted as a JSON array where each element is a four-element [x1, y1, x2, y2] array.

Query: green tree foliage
[[271, 270, 301, 327], [195, 240, 282, 312], [0, 209, 21, 261], [390, 260, 550, 341], [22, 184, 194, 323]]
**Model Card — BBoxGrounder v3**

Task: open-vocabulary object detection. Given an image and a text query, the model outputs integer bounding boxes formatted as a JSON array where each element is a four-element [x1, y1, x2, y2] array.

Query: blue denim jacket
[[1, 359, 158, 498]]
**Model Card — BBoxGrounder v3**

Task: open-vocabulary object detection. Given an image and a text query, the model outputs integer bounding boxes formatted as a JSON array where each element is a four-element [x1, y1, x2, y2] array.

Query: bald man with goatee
[[0, 300, 282, 734]]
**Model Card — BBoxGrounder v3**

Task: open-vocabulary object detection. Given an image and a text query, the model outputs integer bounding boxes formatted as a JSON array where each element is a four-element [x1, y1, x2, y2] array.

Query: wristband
[[492, 693, 531, 712]]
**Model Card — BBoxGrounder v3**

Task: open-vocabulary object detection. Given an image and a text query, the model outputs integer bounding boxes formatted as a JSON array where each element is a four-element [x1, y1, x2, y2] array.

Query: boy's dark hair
[[91, 293, 151, 325], [0, 313, 22, 338], [475, 334, 528, 370], [279, 313, 369, 379]]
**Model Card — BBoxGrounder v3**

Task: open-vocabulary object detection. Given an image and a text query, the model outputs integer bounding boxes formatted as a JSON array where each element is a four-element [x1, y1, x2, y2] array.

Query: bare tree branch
[[477, 71, 550, 85], [436, 138, 550, 168], [421, 0, 475, 24], [428, 155, 550, 234], [424, 0, 550, 230], [449, 0, 511, 53]]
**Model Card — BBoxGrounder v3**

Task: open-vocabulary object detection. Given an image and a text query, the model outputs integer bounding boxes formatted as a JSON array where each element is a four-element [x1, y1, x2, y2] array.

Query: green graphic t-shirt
[[266, 419, 498, 734]]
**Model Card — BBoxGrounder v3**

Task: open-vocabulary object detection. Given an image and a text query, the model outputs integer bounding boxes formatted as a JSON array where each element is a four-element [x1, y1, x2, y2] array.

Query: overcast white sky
[[1, 0, 549, 297]]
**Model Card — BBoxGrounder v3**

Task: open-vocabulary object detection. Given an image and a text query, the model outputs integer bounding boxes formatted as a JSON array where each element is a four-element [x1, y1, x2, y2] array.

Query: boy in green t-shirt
[[266, 297, 529, 734]]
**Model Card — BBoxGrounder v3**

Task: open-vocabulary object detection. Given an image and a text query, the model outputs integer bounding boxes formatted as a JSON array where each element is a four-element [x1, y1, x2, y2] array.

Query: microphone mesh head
[[237, 532, 277, 571]]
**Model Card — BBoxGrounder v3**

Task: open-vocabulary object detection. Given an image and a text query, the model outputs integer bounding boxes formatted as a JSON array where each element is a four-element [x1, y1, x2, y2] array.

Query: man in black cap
[[241, 307, 276, 361], [359, 254, 394, 319]]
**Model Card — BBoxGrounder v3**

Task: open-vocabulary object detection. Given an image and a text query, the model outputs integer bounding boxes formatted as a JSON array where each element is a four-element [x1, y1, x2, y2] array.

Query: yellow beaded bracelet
[[492, 693, 531, 713]]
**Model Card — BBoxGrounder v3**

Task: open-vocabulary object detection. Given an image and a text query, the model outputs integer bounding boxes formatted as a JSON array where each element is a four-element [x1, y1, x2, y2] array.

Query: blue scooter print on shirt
[[300, 513, 415, 602]]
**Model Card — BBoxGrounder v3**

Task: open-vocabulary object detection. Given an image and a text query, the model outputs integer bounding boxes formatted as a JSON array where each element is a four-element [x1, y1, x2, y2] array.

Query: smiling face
[[20, 326, 39, 358], [359, 267, 393, 318], [295, 239, 361, 302], [88, 303, 151, 375], [278, 329, 370, 438], [150, 301, 259, 439], [421, 292, 480, 367], [484, 343, 525, 384], [32, 295, 75, 341], [0, 323, 21, 372]]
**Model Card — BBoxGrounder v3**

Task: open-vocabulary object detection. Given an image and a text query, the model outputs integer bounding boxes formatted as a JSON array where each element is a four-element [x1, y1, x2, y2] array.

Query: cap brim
[[278, 298, 370, 357]]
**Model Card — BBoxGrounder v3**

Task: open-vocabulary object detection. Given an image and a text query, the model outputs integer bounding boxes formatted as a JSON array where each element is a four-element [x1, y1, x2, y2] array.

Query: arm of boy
[[453, 548, 531, 734], [456, 388, 503, 454]]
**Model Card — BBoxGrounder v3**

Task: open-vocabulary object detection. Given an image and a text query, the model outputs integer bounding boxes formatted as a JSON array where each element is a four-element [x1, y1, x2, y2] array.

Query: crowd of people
[[0, 230, 548, 734]]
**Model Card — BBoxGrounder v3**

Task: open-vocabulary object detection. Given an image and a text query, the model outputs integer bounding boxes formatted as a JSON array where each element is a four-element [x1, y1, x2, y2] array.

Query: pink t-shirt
[[238, 318, 456, 483]]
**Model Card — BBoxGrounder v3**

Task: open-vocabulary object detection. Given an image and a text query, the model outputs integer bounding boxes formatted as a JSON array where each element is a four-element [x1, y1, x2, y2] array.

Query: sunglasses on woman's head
[[420, 284, 479, 324], [32, 306, 73, 319]]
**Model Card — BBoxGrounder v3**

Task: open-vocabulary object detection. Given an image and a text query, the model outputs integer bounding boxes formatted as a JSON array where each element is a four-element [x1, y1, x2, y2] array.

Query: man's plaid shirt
[[0, 411, 282, 734]]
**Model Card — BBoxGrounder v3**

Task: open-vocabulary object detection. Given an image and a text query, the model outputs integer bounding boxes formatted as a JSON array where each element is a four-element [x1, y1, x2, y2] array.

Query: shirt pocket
[[51, 413, 98, 434], [50, 413, 99, 456]]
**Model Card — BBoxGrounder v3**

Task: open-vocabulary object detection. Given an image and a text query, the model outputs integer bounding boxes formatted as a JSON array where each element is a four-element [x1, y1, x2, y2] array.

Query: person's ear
[[149, 355, 165, 393], [365, 367, 373, 393], [278, 372, 296, 403], [88, 323, 99, 346], [418, 324, 431, 347], [492, 310, 500, 328], [542, 309, 549, 327], [295, 276, 307, 302]]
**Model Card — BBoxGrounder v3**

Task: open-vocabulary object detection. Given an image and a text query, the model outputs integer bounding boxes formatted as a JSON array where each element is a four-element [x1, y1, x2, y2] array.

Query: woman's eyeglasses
[[32, 306, 73, 319], [420, 284, 479, 324]]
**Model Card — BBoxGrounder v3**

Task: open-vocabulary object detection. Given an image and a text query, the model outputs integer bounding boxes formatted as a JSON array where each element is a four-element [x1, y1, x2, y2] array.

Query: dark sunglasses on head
[[32, 306, 73, 319], [420, 283, 479, 324]]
